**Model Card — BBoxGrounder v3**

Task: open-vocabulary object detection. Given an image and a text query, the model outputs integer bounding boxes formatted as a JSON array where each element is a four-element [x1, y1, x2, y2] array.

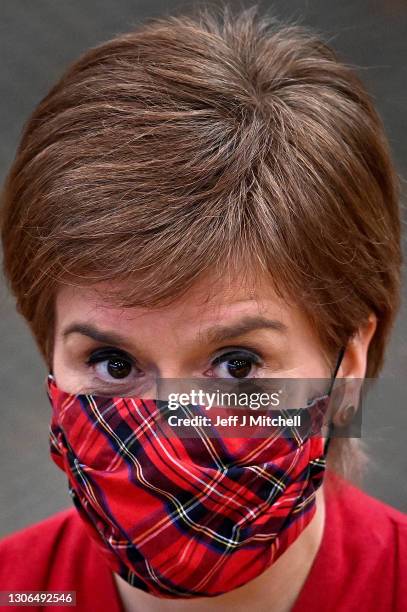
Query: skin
[[52, 272, 376, 612]]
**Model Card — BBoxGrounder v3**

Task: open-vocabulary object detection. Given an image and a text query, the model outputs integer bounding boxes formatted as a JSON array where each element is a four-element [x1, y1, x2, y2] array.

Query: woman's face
[[51, 273, 374, 397]]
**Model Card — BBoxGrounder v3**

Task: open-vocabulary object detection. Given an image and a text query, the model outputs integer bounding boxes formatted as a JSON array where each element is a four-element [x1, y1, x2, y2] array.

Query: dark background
[[0, 0, 406, 537]]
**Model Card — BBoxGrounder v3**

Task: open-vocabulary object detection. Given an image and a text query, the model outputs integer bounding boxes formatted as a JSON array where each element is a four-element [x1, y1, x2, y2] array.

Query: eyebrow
[[198, 315, 288, 344], [61, 315, 287, 348], [62, 323, 131, 347]]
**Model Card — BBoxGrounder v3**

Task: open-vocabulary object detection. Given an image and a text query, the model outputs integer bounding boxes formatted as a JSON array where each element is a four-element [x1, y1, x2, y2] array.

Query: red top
[[0, 471, 406, 612]]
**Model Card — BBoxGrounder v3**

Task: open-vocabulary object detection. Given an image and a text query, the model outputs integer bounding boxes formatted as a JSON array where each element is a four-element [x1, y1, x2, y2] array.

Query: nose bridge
[[156, 360, 190, 380], [147, 344, 192, 380], [142, 320, 196, 379], [157, 369, 184, 380]]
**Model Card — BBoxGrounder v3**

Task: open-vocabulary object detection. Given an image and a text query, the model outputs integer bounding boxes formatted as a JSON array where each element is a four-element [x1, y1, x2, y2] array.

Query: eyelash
[[212, 348, 263, 368], [85, 345, 264, 379], [86, 347, 137, 369]]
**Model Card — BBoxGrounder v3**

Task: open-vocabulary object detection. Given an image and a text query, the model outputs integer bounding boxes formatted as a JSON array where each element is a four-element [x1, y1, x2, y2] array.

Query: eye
[[86, 348, 140, 382], [207, 349, 262, 379]]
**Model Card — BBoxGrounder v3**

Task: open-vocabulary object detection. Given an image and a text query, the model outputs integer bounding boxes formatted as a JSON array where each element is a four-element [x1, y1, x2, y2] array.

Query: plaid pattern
[[46, 375, 330, 598]]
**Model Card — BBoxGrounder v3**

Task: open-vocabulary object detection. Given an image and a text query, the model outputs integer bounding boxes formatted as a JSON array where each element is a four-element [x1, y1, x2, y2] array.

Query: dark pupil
[[227, 358, 252, 378], [107, 358, 131, 379]]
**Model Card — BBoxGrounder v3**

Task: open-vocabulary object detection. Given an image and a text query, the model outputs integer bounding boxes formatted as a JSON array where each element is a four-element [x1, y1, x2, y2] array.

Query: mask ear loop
[[323, 345, 346, 456]]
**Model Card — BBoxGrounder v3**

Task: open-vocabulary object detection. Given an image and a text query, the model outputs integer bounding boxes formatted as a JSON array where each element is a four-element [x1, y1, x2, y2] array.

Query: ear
[[338, 312, 377, 379], [330, 313, 377, 428]]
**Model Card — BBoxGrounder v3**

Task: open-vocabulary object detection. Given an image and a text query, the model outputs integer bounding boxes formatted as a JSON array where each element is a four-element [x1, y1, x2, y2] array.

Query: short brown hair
[[0, 5, 402, 478]]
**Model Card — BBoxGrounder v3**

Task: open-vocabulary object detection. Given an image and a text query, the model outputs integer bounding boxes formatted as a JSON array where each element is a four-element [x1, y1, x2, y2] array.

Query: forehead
[[54, 273, 306, 337]]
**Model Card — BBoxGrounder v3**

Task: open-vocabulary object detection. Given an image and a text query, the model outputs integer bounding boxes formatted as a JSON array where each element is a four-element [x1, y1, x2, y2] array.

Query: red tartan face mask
[[46, 349, 344, 599]]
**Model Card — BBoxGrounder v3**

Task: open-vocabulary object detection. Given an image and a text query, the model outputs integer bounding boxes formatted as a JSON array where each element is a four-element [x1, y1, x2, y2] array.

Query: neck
[[113, 485, 326, 612]]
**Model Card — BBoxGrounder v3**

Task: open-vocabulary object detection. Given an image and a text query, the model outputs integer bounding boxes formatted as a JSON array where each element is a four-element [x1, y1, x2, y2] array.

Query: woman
[[0, 6, 406, 611]]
